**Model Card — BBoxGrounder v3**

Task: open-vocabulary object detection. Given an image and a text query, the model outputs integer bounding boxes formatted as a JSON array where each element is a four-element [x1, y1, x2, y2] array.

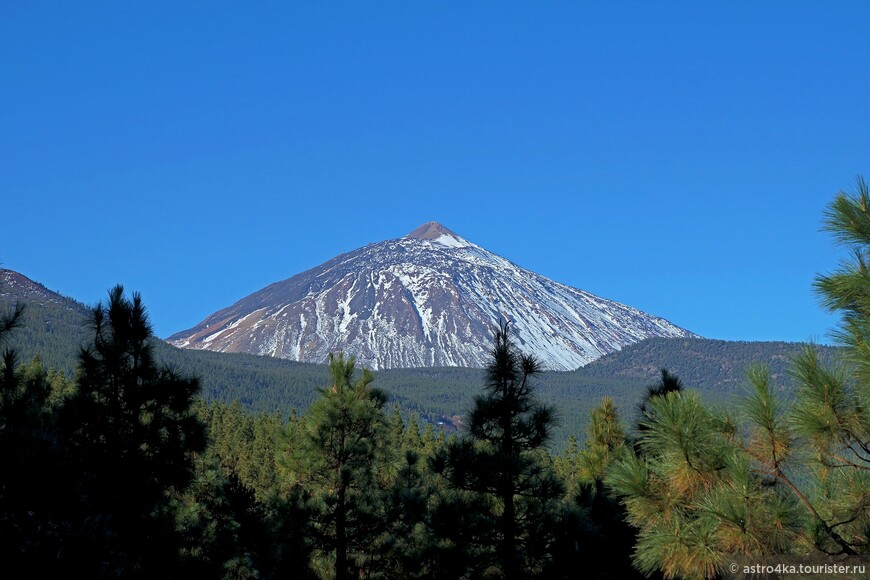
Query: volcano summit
[[168, 223, 696, 370]]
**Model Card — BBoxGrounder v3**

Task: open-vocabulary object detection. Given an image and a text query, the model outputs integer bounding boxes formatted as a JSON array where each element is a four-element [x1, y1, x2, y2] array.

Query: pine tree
[[58, 285, 206, 577], [287, 352, 388, 580], [634, 368, 683, 442], [783, 176, 870, 554], [434, 321, 563, 578], [581, 396, 629, 483], [403, 413, 424, 452], [388, 403, 405, 448], [603, 179, 870, 578], [0, 303, 76, 576], [553, 434, 582, 498], [606, 389, 803, 579], [0, 302, 24, 342], [372, 445, 437, 579], [552, 397, 642, 579]]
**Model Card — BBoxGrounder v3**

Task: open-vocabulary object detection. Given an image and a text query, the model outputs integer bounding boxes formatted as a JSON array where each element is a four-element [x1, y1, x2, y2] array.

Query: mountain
[[0, 269, 85, 313], [0, 269, 92, 372], [168, 222, 697, 370]]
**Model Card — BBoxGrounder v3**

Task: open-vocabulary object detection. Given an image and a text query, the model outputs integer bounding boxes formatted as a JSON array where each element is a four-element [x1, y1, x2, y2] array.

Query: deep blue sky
[[2, 2, 868, 343]]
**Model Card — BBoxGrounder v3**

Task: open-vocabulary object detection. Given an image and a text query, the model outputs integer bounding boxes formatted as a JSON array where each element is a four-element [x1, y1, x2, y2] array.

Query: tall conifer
[[434, 321, 563, 578], [289, 352, 387, 579], [59, 285, 206, 577]]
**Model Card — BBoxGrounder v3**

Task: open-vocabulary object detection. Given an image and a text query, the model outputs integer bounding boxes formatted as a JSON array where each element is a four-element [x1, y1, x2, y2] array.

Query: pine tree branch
[[773, 466, 858, 555], [743, 440, 859, 555], [829, 506, 869, 530], [823, 451, 870, 471]]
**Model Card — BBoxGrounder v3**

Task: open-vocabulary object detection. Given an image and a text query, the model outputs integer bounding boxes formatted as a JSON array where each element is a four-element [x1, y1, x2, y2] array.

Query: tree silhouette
[[434, 321, 563, 578], [58, 285, 206, 577], [0, 302, 24, 340], [635, 368, 683, 437]]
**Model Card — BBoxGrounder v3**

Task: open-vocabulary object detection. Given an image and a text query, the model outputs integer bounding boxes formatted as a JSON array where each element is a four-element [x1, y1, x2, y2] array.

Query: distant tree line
[[1, 273, 843, 452]]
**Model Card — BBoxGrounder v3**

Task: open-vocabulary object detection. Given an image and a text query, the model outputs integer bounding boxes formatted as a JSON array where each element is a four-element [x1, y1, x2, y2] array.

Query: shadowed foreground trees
[[433, 321, 566, 578], [1, 287, 208, 577], [60, 286, 207, 576], [0, 302, 79, 576]]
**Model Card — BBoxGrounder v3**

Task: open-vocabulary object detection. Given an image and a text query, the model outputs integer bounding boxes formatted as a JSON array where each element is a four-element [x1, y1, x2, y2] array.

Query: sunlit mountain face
[[168, 223, 696, 370]]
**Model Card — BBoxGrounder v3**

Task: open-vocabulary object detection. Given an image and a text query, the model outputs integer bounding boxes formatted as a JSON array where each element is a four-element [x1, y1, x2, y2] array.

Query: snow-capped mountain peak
[[168, 225, 697, 370]]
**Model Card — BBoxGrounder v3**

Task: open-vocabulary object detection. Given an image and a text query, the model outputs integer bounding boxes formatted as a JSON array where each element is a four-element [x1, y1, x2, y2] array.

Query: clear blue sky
[[2, 2, 868, 343]]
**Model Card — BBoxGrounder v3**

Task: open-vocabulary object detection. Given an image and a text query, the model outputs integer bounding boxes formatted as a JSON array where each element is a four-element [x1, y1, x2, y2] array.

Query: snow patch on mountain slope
[[432, 233, 468, 248]]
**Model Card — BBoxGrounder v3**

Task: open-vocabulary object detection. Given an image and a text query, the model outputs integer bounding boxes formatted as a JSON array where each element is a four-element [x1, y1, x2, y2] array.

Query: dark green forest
[[0, 274, 839, 448], [2, 180, 870, 578]]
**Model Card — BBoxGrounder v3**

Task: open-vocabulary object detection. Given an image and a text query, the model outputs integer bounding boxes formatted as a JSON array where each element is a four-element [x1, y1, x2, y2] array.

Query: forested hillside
[[580, 336, 835, 390], [1, 270, 840, 447], [1, 269, 842, 448]]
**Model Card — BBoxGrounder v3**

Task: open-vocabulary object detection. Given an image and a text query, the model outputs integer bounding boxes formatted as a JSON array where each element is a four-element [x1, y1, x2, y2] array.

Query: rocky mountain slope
[[168, 223, 697, 370]]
